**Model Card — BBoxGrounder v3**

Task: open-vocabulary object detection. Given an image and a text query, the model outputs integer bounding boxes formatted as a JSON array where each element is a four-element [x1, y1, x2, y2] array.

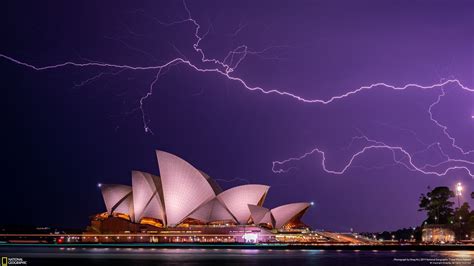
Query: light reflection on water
[[0, 247, 472, 266], [440, 250, 474, 258]]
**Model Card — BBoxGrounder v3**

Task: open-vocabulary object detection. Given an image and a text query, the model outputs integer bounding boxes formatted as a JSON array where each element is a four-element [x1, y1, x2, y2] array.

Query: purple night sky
[[1, 0, 472, 232]]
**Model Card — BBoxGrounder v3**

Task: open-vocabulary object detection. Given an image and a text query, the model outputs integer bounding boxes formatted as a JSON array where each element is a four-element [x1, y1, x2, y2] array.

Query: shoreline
[[1, 243, 472, 251]]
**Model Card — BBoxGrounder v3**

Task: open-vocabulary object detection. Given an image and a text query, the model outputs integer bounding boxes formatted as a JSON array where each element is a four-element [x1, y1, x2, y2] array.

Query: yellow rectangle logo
[[1, 257, 7, 266]]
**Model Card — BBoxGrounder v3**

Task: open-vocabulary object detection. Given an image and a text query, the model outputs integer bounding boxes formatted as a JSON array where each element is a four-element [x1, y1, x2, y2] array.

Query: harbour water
[[0, 247, 472, 266]]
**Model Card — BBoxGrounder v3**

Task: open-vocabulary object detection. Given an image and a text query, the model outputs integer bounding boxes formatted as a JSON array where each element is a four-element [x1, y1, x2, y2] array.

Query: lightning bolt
[[428, 86, 473, 155], [0, 0, 472, 178], [272, 134, 473, 178]]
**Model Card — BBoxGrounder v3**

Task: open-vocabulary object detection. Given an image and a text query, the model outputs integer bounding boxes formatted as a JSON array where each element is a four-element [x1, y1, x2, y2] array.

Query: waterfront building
[[87, 151, 312, 243], [421, 225, 455, 243]]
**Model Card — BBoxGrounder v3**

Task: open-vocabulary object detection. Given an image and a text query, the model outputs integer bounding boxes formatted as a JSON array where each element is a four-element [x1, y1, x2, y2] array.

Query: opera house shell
[[93, 150, 311, 232]]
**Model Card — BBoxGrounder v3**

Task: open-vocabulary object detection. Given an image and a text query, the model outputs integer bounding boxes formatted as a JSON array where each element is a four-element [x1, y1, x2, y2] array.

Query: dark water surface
[[0, 247, 472, 266]]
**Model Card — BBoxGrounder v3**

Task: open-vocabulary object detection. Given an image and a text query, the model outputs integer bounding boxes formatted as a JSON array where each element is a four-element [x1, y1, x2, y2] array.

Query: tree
[[454, 202, 471, 221], [468, 211, 474, 237], [418, 186, 455, 225], [453, 202, 471, 240]]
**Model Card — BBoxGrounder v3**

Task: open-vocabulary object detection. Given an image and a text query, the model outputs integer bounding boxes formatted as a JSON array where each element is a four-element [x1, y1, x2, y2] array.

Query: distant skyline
[[1, 0, 473, 232]]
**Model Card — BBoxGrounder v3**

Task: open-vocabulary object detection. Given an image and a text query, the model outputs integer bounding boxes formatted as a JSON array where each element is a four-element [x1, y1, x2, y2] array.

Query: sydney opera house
[[87, 150, 313, 243]]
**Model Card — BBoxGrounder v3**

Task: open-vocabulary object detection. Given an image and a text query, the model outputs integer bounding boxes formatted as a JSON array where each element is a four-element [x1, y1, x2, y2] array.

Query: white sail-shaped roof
[[188, 198, 236, 223], [248, 204, 270, 224], [131, 171, 165, 223], [271, 202, 310, 229], [209, 198, 236, 222], [260, 211, 273, 225], [217, 184, 269, 224], [114, 193, 134, 220], [186, 200, 213, 222], [200, 170, 223, 195], [100, 184, 132, 214], [156, 150, 216, 226], [98, 150, 312, 229]]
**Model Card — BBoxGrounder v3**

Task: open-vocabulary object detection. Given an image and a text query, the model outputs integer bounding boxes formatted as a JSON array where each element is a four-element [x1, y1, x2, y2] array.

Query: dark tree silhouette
[[419, 187, 455, 225], [453, 202, 471, 240]]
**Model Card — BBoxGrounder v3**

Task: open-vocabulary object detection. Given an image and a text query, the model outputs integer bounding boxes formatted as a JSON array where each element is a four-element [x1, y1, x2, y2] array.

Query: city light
[[455, 182, 463, 196], [242, 233, 258, 243], [455, 182, 463, 208], [97, 183, 102, 188]]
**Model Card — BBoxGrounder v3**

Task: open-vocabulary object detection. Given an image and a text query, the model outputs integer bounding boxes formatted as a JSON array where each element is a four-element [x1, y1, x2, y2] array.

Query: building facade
[[421, 225, 455, 243]]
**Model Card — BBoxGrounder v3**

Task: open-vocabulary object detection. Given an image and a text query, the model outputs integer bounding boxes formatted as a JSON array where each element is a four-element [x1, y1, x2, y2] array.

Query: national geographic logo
[[1, 257, 27, 265]]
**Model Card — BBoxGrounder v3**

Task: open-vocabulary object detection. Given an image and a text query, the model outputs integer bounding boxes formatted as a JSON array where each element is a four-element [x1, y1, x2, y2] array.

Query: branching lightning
[[428, 87, 473, 155], [0, 0, 472, 178], [272, 134, 474, 178]]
